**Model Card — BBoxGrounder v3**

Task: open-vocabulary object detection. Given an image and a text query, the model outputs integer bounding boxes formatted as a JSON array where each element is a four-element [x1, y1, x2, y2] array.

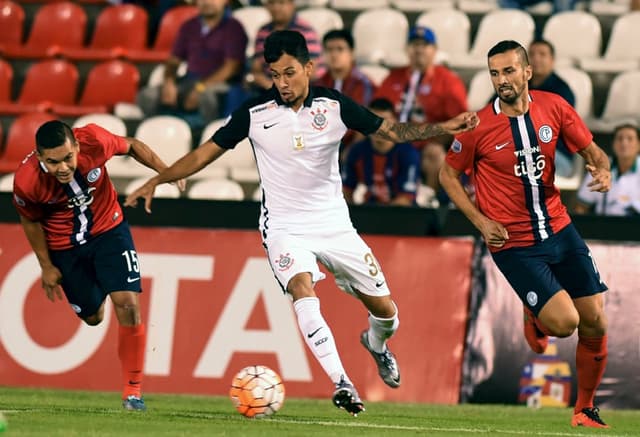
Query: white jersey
[[577, 156, 640, 216], [212, 86, 383, 237]]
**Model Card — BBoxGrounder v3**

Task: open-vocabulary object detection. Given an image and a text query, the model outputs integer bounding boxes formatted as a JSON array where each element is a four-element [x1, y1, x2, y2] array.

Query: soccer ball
[[229, 365, 285, 418]]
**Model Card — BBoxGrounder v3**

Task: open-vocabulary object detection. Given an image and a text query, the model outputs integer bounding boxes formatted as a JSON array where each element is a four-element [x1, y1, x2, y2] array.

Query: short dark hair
[[487, 40, 529, 67], [264, 30, 310, 65], [322, 29, 354, 50], [35, 120, 75, 151], [613, 123, 640, 140], [369, 98, 395, 113], [529, 38, 555, 57]]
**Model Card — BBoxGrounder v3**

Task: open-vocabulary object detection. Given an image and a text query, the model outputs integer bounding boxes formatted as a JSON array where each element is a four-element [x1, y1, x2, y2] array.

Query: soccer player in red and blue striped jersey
[[440, 40, 612, 428]]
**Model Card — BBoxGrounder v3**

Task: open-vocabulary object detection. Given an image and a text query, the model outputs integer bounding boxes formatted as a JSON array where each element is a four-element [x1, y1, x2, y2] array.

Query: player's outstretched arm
[[124, 137, 187, 191], [18, 215, 64, 301], [578, 142, 611, 193], [439, 162, 509, 248], [124, 140, 228, 213], [373, 112, 479, 143]]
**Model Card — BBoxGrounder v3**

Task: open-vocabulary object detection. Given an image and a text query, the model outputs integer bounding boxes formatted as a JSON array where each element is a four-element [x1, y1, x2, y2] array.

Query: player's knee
[[579, 308, 608, 335], [548, 314, 579, 337], [367, 297, 397, 319], [83, 314, 103, 326], [286, 274, 315, 300]]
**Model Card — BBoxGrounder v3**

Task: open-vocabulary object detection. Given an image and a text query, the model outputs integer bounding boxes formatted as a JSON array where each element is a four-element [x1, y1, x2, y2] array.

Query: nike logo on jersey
[[307, 327, 323, 338], [495, 141, 510, 150], [263, 122, 279, 129], [127, 277, 140, 283], [375, 281, 385, 288]]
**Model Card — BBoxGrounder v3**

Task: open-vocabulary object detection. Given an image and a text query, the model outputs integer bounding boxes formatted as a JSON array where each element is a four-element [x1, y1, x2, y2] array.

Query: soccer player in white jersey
[[125, 30, 479, 415]]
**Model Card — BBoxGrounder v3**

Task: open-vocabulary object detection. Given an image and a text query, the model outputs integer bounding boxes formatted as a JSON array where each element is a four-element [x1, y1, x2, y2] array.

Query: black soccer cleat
[[332, 375, 365, 416]]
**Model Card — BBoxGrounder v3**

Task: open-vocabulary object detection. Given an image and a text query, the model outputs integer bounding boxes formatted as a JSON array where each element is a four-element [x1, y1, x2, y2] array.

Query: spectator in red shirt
[[375, 26, 467, 133]]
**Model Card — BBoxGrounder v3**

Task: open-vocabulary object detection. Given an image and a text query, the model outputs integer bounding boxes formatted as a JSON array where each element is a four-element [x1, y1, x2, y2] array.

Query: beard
[[498, 86, 521, 104]]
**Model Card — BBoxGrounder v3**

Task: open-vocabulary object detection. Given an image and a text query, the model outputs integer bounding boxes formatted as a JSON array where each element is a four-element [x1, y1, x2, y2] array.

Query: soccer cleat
[[571, 407, 610, 428], [523, 307, 548, 354], [332, 376, 365, 416], [122, 395, 146, 411], [360, 330, 401, 388]]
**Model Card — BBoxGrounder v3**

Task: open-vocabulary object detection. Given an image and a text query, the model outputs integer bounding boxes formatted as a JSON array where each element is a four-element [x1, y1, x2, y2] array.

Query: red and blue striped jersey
[[446, 90, 592, 251], [13, 124, 128, 250]]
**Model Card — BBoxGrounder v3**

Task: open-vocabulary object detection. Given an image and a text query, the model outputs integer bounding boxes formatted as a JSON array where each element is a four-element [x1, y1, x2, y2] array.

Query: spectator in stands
[[248, 0, 322, 91], [137, 0, 248, 127], [375, 26, 467, 130], [316, 29, 376, 150], [528, 39, 577, 177], [342, 98, 421, 206], [575, 123, 640, 216]]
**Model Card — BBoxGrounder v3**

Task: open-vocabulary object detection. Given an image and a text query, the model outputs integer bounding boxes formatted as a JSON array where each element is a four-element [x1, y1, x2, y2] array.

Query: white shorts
[[263, 229, 391, 297]]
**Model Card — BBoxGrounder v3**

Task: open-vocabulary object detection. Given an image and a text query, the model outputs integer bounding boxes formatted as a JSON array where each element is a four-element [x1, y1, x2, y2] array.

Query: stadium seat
[[448, 10, 535, 69], [0, 59, 79, 116], [2, 1, 87, 59], [134, 115, 192, 175], [251, 185, 262, 201], [554, 153, 585, 191], [187, 178, 245, 201], [352, 8, 409, 66], [0, 59, 13, 102], [330, 0, 389, 9], [587, 70, 640, 132], [358, 64, 389, 87], [457, 0, 499, 13], [542, 11, 602, 67], [467, 69, 494, 111], [127, 5, 199, 62], [72, 113, 127, 136], [589, 0, 630, 15], [579, 12, 640, 73], [391, 0, 454, 11], [124, 177, 181, 198], [53, 60, 140, 116], [0, 172, 13, 192], [146, 62, 188, 88], [197, 118, 257, 182], [415, 9, 471, 62], [0, 112, 57, 174], [62, 4, 148, 62], [297, 7, 343, 40], [555, 67, 593, 119], [0, 0, 25, 51], [232, 6, 270, 58]]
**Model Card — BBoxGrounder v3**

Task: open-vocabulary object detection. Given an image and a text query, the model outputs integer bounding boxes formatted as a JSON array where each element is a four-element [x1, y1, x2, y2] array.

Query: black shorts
[[491, 223, 607, 316], [49, 221, 142, 319]]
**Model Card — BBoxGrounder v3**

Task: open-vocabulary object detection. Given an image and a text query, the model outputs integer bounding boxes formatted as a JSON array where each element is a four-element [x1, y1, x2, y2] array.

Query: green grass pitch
[[0, 387, 638, 436]]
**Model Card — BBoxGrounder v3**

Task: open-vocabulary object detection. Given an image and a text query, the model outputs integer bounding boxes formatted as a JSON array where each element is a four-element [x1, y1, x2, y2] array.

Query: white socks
[[367, 303, 399, 353], [293, 297, 348, 385]]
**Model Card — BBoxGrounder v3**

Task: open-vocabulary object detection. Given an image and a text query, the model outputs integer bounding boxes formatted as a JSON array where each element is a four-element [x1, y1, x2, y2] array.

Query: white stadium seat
[[579, 12, 640, 73], [358, 64, 389, 87], [232, 6, 271, 58], [542, 11, 602, 67], [352, 8, 409, 66], [72, 113, 127, 136], [391, 0, 455, 12], [555, 66, 594, 119], [467, 70, 494, 111], [188, 179, 245, 201], [297, 7, 343, 39], [587, 70, 640, 132], [0, 173, 14, 192], [415, 9, 471, 61], [330, 0, 389, 10], [132, 115, 192, 176], [448, 10, 535, 69]]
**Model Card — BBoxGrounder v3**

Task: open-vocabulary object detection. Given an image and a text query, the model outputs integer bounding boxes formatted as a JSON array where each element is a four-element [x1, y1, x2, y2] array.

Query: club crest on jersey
[[275, 253, 294, 271], [526, 291, 538, 306], [67, 187, 96, 208], [70, 304, 82, 313], [451, 139, 462, 153], [538, 125, 553, 143], [87, 167, 101, 183], [311, 108, 328, 130], [13, 194, 26, 207]]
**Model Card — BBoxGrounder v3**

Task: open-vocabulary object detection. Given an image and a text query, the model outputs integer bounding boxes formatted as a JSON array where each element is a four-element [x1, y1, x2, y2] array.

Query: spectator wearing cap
[[374, 26, 468, 149]]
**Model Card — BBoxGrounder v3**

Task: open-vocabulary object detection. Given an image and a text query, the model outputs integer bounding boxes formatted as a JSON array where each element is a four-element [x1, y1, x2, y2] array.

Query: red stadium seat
[[127, 5, 199, 62], [53, 60, 140, 116], [0, 112, 57, 174], [0, 59, 79, 116], [0, 59, 13, 102], [0, 1, 25, 52], [63, 4, 148, 62], [2, 1, 87, 59]]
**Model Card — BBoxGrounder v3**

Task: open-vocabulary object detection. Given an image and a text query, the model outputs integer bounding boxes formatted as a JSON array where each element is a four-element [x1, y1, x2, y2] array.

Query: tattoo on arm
[[375, 119, 446, 142]]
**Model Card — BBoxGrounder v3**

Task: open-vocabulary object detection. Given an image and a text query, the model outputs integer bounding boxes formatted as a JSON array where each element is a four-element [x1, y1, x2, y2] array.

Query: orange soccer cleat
[[523, 306, 548, 354], [572, 407, 610, 428]]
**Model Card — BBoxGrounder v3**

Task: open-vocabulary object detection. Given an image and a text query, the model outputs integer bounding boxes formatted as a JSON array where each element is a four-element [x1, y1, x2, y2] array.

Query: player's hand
[[585, 164, 611, 193], [479, 218, 509, 248], [41, 265, 64, 302], [441, 112, 480, 135], [124, 179, 157, 214]]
